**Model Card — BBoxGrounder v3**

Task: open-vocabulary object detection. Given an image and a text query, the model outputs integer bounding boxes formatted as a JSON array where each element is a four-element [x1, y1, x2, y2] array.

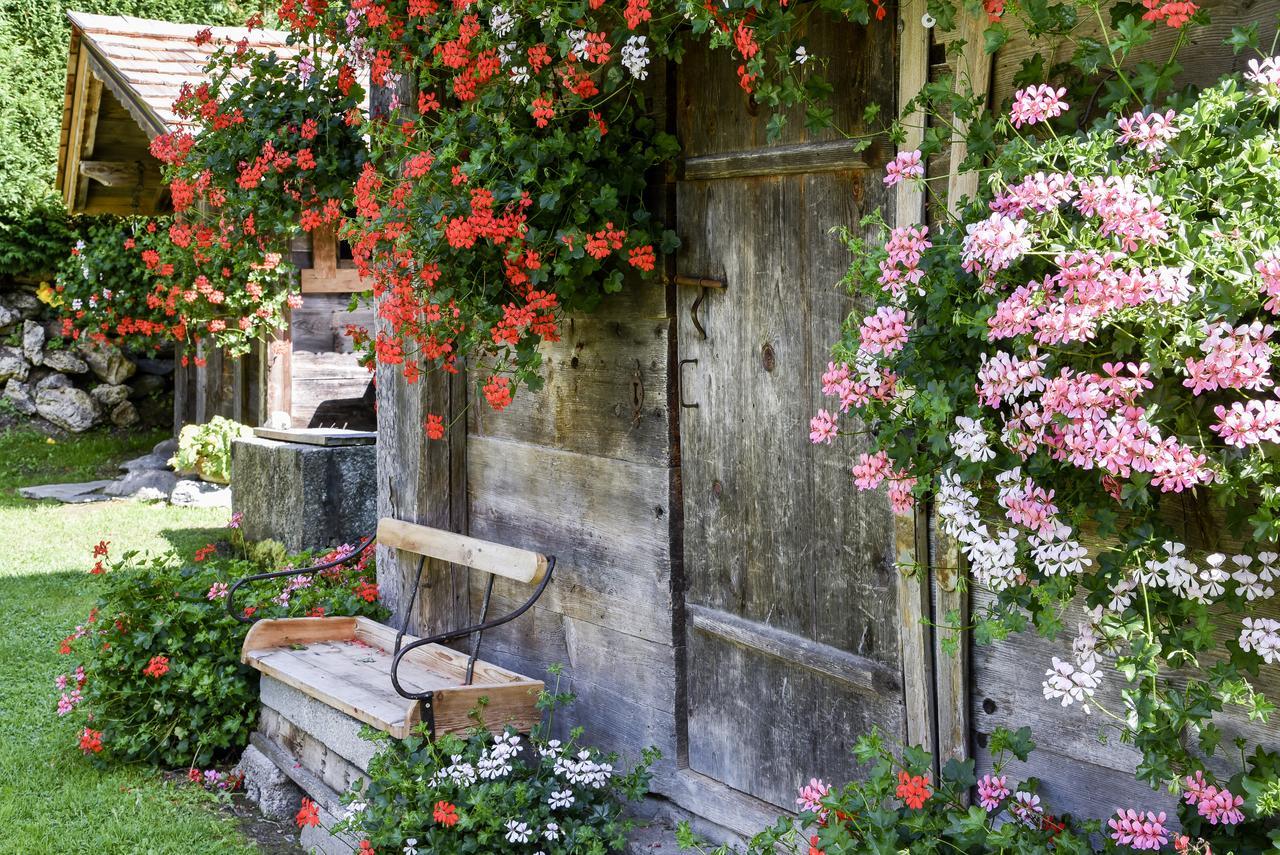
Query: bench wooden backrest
[[376, 518, 549, 585]]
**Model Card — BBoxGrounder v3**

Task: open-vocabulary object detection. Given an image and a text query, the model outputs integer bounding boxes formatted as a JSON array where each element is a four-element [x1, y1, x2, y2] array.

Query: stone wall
[[0, 284, 173, 431]]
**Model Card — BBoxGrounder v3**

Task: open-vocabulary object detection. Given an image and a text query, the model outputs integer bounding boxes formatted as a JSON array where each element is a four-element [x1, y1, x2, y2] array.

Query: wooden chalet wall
[[916, 0, 1280, 822]]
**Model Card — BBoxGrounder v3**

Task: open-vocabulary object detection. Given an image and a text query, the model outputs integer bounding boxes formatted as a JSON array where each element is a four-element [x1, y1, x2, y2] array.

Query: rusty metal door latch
[[673, 275, 726, 339], [679, 359, 699, 409]]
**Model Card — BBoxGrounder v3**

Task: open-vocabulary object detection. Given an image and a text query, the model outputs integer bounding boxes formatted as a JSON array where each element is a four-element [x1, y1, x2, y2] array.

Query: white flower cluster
[[489, 5, 517, 37], [1240, 617, 1280, 664], [936, 471, 1019, 590], [1136, 542, 1267, 605], [567, 28, 591, 58], [621, 35, 649, 80], [505, 819, 532, 843], [1028, 523, 1092, 577], [547, 788, 575, 809], [949, 416, 995, 462], [554, 748, 613, 789], [478, 731, 522, 780], [431, 753, 477, 787], [1042, 619, 1102, 713]]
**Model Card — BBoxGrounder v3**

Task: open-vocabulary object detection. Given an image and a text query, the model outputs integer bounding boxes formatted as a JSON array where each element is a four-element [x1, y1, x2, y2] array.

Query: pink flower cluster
[[990, 171, 1076, 217], [1212, 399, 1280, 447], [1256, 250, 1280, 312], [1182, 771, 1244, 825], [1108, 809, 1169, 850], [819, 360, 896, 412], [878, 225, 931, 297], [809, 409, 838, 444], [858, 306, 911, 356], [988, 360, 1214, 493], [976, 774, 1009, 811], [1183, 321, 1274, 395], [852, 451, 916, 511], [795, 778, 830, 815], [883, 150, 923, 187], [988, 253, 1190, 345], [996, 470, 1058, 534], [1117, 109, 1178, 154], [54, 666, 88, 717], [961, 213, 1030, 276], [1009, 84, 1068, 128], [1074, 176, 1169, 252], [206, 581, 229, 601]]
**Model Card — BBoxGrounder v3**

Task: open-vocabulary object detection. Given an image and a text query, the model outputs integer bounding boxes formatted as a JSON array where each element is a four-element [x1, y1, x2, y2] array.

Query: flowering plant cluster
[[678, 728, 1121, 854], [813, 4, 1280, 833], [170, 415, 253, 484], [58, 524, 386, 767], [294, 0, 888, 421], [145, 18, 368, 356], [333, 674, 657, 853], [52, 218, 180, 351]]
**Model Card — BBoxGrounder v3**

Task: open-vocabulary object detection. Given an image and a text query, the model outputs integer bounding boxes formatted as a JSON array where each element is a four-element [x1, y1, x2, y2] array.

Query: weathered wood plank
[[376, 518, 549, 585], [467, 434, 673, 644], [682, 139, 874, 180], [468, 283, 671, 466]]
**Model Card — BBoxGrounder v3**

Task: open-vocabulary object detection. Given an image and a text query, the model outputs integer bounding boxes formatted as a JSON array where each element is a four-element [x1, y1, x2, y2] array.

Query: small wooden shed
[[56, 12, 374, 433]]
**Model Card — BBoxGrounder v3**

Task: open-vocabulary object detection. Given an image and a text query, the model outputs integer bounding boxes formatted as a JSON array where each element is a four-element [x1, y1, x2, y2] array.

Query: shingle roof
[[65, 11, 295, 138]]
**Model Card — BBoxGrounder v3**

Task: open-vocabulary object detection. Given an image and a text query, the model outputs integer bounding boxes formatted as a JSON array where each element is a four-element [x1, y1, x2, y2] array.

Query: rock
[[40, 349, 88, 374], [133, 357, 175, 376], [102, 468, 177, 498], [170, 479, 232, 508], [80, 341, 135, 385], [118, 452, 170, 473], [236, 744, 303, 823], [90, 383, 130, 409], [0, 303, 17, 332], [153, 437, 179, 459], [0, 346, 28, 383], [22, 320, 44, 365], [36, 372, 70, 391], [8, 291, 41, 319], [18, 480, 114, 503], [3, 379, 35, 415], [109, 400, 139, 427], [231, 437, 376, 553], [128, 373, 167, 399], [35, 386, 101, 432]]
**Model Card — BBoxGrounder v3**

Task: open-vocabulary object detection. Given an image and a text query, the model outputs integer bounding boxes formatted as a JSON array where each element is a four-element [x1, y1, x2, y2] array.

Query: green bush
[[57, 533, 387, 768], [171, 416, 252, 484], [334, 682, 658, 854]]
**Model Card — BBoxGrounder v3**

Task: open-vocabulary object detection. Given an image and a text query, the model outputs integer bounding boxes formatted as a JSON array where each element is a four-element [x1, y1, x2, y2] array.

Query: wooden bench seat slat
[[376, 518, 549, 585], [242, 616, 544, 739]]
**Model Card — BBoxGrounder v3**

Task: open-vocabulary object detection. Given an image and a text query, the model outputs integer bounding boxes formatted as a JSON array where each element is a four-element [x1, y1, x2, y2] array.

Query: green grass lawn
[[0, 425, 260, 852]]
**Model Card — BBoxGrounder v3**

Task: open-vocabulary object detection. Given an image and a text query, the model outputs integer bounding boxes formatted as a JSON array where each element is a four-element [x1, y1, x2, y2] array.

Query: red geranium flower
[[433, 800, 459, 827], [296, 797, 321, 827], [142, 655, 170, 678], [895, 770, 932, 809], [79, 728, 104, 754]]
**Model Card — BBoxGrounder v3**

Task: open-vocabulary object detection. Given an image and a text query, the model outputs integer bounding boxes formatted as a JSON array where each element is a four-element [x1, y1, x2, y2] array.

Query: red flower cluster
[[79, 728, 104, 754], [296, 797, 321, 828], [142, 655, 170, 679], [433, 800, 459, 827], [194, 544, 217, 562], [354, 579, 379, 603], [895, 770, 932, 809]]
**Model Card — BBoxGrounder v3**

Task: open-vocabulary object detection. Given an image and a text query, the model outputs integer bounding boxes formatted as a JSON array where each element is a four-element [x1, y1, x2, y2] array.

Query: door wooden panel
[[675, 15, 905, 807]]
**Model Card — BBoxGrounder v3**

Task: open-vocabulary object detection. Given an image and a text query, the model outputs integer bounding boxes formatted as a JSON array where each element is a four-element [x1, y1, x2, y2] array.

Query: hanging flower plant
[[148, 19, 369, 356], [816, 28, 1280, 816], [332, 0, 884, 418]]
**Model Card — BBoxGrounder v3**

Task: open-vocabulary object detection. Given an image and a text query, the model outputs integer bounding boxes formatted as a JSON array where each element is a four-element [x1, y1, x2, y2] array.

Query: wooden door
[[674, 18, 905, 808]]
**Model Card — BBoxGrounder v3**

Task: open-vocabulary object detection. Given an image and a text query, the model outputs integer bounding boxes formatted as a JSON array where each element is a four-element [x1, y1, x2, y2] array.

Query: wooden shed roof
[[57, 11, 294, 214]]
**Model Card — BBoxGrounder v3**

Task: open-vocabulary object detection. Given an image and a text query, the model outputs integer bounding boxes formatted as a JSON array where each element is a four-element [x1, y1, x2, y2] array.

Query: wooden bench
[[236, 518, 554, 739]]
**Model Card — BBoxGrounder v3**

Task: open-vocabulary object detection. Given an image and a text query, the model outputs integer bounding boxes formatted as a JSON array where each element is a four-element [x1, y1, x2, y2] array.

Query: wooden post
[[261, 306, 293, 429], [372, 74, 469, 637], [932, 10, 992, 770], [894, 0, 940, 767]]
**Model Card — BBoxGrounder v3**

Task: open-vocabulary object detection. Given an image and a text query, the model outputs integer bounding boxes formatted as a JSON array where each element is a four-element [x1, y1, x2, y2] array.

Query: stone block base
[[231, 436, 375, 553]]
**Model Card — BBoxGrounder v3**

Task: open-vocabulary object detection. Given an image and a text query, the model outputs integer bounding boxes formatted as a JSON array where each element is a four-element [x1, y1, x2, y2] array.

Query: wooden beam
[[894, 0, 941, 769], [376, 518, 549, 585], [62, 49, 91, 211], [681, 138, 873, 181], [79, 160, 141, 187], [300, 268, 365, 294], [946, 8, 996, 207], [75, 76, 104, 211], [262, 306, 293, 429]]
